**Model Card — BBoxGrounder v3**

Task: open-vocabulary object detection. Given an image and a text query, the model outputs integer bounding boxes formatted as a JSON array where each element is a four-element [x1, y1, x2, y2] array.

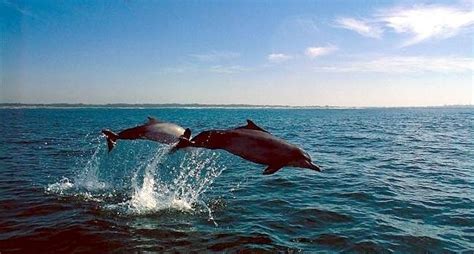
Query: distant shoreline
[[0, 103, 472, 109]]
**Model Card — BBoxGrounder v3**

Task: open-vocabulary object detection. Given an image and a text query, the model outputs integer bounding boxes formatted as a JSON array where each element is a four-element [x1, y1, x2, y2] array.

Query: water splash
[[73, 139, 108, 191], [47, 135, 227, 220], [46, 177, 74, 194], [126, 147, 226, 216], [46, 136, 109, 196], [128, 146, 170, 212]]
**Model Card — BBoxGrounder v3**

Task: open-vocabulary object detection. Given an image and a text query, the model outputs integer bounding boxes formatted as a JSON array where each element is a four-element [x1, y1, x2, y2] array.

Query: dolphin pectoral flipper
[[263, 165, 283, 175], [236, 120, 269, 133]]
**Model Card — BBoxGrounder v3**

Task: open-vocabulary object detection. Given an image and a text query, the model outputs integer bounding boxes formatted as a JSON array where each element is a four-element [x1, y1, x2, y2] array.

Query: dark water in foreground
[[0, 107, 473, 253]]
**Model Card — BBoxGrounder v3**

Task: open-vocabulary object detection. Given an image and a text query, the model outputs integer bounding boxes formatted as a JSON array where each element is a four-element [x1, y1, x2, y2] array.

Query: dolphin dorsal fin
[[147, 116, 162, 124], [237, 119, 269, 133]]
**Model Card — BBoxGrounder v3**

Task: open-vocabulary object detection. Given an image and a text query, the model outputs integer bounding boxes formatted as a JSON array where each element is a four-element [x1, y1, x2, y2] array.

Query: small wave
[[292, 233, 350, 248], [390, 234, 443, 251], [338, 191, 371, 201], [1, 224, 127, 253], [263, 177, 297, 188], [7, 140, 45, 145], [15, 203, 65, 218], [208, 233, 273, 252], [346, 240, 388, 253], [289, 207, 353, 224]]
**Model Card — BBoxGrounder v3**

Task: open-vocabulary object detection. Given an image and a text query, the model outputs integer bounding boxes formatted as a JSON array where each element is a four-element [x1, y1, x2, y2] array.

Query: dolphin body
[[173, 120, 321, 175], [102, 117, 188, 152]]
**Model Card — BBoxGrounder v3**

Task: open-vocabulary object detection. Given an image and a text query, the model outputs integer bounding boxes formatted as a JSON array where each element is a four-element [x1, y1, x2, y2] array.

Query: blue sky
[[1, 0, 473, 106]]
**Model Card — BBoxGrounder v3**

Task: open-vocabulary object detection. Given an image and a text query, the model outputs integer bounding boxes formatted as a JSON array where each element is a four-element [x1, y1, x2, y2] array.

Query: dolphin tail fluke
[[102, 129, 119, 152]]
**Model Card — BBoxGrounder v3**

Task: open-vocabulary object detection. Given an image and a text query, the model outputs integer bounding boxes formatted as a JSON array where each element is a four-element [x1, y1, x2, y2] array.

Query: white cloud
[[209, 65, 248, 74], [161, 65, 248, 74], [315, 56, 474, 73], [305, 46, 338, 58], [160, 66, 192, 74], [335, 4, 474, 46], [190, 51, 240, 62], [335, 17, 383, 38], [267, 53, 292, 63], [377, 5, 474, 46]]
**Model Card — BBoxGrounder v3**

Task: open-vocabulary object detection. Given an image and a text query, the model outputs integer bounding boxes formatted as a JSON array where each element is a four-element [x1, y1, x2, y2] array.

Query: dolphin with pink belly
[[172, 120, 321, 175], [102, 117, 189, 152]]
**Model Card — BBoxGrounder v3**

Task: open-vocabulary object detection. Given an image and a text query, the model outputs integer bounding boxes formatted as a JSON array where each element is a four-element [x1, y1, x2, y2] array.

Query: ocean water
[[0, 107, 473, 253]]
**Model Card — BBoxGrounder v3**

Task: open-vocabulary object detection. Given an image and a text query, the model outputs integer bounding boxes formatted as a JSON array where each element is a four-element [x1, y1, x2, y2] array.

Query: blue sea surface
[[0, 107, 473, 252]]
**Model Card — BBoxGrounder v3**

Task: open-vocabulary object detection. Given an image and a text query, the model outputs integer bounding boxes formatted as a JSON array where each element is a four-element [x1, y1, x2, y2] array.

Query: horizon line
[[0, 102, 473, 109]]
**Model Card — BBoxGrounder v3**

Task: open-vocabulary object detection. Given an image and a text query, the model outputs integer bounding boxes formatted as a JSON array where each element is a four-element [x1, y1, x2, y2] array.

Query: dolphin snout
[[308, 162, 321, 172], [169, 137, 193, 154]]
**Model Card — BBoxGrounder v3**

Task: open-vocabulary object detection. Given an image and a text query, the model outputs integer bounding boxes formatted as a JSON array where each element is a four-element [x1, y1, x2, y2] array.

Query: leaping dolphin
[[172, 120, 321, 175], [102, 117, 189, 152]]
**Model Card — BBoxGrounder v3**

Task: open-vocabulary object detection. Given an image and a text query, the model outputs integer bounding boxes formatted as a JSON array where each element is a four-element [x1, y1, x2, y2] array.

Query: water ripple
[[1, 108, 473, 252]]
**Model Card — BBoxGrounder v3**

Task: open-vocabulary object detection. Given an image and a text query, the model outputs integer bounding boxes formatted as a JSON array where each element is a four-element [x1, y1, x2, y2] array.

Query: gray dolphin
[[102, 117, 188, 152], [173, 120, 321, 175]]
